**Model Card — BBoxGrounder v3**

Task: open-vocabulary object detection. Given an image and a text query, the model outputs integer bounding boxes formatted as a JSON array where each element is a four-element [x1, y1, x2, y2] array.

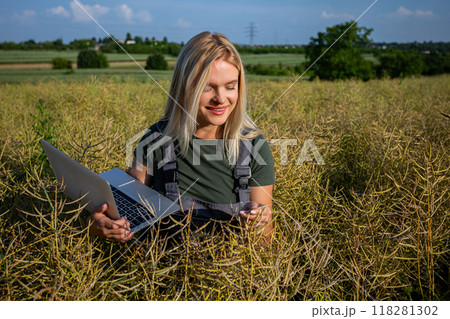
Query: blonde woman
[[89, 32, 275, 243]]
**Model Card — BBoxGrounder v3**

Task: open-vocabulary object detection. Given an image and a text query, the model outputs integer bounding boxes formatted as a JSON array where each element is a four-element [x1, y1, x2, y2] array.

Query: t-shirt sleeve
[[249, 135, 275, 187], [133, 128, 153, 168], [133, 121, 166, 173]]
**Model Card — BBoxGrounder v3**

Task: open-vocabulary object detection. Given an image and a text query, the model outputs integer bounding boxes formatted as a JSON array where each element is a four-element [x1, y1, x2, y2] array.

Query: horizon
[[1, 1, 449, 46], [4, 36, 450, 47]]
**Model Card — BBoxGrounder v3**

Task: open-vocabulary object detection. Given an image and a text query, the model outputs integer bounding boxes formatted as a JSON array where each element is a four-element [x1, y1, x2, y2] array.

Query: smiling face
[[196, 58, 240, 139]]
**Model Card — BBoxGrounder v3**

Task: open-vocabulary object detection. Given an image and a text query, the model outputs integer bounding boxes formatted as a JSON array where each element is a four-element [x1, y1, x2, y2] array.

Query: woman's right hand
[[88, 203, 134, 243]]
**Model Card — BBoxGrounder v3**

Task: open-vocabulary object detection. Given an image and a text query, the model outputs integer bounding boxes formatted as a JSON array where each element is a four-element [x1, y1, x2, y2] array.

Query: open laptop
[[40, 139, 181, 232]]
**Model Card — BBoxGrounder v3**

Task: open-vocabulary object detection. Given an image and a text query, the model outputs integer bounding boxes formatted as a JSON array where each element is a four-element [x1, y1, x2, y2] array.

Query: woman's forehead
[[208, 59, 239, 84]]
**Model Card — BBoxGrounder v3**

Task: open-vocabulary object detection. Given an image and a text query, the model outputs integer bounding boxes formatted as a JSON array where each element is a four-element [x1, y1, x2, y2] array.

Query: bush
[[245, 63, 292, 76], [376, 50, 423, 78], [51, 57, 72, 70], [145, 54, 168, 70], [422, 52, 450, 76], [97, 51, 109, 68], [77, 49, 109, 69]]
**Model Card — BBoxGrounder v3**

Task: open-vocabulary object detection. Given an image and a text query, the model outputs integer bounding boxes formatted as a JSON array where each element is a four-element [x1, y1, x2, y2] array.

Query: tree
[[145, 53, 168, 70], [376, 50, 423, 78], [77, 49, 109, 68], [305, 21, 374, 80], [51, 57, 72, 70], [422, 52, 450, 76]]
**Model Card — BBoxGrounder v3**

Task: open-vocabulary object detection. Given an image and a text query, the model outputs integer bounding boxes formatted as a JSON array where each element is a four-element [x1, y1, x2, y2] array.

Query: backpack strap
[[161, 135, 253, 209], [234, 139, 252, 208], [162, 141, 179, 200]]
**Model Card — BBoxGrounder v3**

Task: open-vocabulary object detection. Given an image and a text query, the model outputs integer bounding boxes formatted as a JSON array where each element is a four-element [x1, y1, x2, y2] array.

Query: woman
[[89, 32, 275, 243]]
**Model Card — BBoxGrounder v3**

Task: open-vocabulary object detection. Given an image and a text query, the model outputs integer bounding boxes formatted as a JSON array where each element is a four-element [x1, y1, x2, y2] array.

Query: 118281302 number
[[372, 305, 438, 316]]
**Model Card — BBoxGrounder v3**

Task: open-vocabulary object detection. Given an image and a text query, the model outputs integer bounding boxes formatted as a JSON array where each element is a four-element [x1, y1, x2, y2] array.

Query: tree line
[[2, 30, 450, 56], [303, 21, 450, 80], [245, 22, 450, 79], [8, 25, 450, 79]]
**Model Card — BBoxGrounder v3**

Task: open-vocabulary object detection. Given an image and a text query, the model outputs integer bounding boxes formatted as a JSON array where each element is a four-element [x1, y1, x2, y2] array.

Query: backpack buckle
[[234, 166, 251, 179]]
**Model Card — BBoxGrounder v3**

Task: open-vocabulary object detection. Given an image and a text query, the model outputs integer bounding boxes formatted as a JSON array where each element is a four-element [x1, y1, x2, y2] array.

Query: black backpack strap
[[162, 141, 179, 200], [234, 139, 252, 208]]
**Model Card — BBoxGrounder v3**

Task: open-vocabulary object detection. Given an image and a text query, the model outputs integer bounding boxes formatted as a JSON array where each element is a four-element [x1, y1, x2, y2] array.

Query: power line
[[245, 22, 257, 46]]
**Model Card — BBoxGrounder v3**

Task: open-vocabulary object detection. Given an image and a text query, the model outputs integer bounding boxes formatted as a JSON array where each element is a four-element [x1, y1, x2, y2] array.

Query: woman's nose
[[213, 88, 227, 104]]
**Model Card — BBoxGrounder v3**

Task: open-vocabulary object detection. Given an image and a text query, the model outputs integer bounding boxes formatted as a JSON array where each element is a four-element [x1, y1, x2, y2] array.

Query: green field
[[0, 50, 311, 83], [0, 50, 155, 64], [0, 67, 302, 84], [0, 50, 304, 66], [0, 68, 175, 83], [0, 50, 385, 84], [1, 73, 448, 300], [240, 53, 306, 66]]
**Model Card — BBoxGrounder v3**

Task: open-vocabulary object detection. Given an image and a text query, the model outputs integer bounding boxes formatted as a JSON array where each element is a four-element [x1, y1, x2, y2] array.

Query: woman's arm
[[239, 184, 274, 245], [88, 159, 153, 243], [126, 159, 153, 186]]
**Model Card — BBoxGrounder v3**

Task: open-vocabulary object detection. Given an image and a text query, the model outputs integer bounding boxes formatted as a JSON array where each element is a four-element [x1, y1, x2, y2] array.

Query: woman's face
[[197, 58, 239, 133]]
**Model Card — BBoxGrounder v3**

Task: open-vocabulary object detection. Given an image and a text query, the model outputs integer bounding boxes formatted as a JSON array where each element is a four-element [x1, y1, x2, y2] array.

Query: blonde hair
[[162, 31, 260, 164]]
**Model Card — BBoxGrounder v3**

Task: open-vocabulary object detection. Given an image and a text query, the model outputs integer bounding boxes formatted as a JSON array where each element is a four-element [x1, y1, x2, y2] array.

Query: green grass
[[0, 68, 175, 83], [240, 53, 306, 66], [0, 50, 305, 66], [0, 50, 158, 64], [0, 66, 300, 84], [0, 75, 449, 300], [0, 50, 376, 66]]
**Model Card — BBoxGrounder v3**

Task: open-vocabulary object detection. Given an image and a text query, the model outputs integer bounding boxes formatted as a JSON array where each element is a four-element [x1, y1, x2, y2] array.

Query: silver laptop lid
[[40, 139, 120, 218]]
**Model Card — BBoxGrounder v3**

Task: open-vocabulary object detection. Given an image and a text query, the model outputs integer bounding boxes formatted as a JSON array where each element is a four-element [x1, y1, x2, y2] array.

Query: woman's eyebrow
[[207, 79, 239, 86]]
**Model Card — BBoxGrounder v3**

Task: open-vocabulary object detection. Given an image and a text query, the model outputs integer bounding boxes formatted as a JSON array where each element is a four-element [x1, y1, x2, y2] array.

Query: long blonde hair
[[162, 31, 259, 164]]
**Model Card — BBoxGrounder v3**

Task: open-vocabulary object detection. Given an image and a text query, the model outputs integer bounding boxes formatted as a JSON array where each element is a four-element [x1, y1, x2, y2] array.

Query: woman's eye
[[227, 86, 236, 91], [203, 86, 212, 93]]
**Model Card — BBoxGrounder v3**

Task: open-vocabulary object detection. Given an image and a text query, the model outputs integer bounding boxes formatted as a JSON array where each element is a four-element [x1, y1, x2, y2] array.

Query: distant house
[[126, 40, 136, 45]]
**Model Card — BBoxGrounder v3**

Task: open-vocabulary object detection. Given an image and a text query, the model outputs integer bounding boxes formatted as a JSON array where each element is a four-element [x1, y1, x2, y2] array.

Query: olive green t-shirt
[[134, 121, 275, 205]]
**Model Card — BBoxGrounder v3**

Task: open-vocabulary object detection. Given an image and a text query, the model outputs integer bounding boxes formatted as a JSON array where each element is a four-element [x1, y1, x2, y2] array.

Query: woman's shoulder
[[148, 119, 169, 134], [241, 128, 268, 145], [136, 119, 169, 150]]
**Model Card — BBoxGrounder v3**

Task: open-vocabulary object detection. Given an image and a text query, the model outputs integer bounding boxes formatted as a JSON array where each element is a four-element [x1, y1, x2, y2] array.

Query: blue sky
[[1, 0, 449, 44]]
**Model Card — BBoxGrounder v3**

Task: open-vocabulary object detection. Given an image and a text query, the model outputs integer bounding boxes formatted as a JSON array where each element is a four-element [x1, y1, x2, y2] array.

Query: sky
[[1, 0, 449, 45]]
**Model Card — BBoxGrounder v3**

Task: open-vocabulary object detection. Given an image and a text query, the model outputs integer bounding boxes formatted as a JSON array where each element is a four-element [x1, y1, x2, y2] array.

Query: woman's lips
[[206, 106, 227, 115]]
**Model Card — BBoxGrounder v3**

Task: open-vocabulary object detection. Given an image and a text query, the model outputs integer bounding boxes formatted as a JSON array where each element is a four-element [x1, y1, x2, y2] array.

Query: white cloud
[[396, 6, 413, 16], [177, 18, 191, 28], [48, 6, 70, 18], [390, 6, 434, 18], [321, 11, 354, 20], [70, 1, 109, 22], [12, 10, 36, 23], [116, 4, 133, 23], [136, 10, 152, 23], [415, 9, 433, 17], [115, 5, 152, 24]]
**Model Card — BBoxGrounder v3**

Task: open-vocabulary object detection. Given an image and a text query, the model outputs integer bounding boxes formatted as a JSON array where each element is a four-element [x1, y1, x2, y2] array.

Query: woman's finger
[[240, 205, 271, 227]]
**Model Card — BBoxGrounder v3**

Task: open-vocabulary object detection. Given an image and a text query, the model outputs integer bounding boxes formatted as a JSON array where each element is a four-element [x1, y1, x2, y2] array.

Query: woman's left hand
[[239, 201, 272, 229]]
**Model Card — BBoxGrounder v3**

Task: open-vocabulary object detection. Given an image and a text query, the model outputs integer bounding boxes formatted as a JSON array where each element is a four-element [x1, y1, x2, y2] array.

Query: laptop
[[40, 139, 181, 232]]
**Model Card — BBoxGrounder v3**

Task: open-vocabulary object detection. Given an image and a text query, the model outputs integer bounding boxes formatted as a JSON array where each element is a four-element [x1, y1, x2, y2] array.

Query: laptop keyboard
[[110, 185, 156, 229]]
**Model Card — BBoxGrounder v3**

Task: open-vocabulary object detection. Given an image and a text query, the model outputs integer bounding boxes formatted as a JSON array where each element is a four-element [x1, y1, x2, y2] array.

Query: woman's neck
[[194, 125, 224, 139]]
